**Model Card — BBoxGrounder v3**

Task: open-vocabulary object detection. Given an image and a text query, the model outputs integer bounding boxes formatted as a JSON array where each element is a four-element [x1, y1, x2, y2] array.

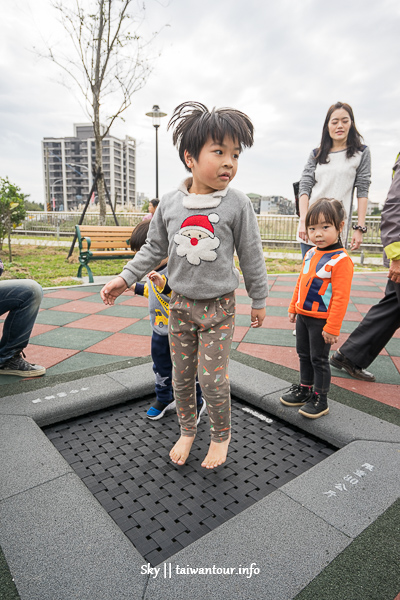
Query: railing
[[17, 212, 383, 248]]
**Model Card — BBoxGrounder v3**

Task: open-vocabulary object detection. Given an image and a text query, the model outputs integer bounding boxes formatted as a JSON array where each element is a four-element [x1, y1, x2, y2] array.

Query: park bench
[[75, 225, 135, 283]]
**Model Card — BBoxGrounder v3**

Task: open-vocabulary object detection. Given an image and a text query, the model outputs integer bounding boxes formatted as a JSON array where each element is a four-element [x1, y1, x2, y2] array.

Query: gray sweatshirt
[[120, 179, 268, 309]]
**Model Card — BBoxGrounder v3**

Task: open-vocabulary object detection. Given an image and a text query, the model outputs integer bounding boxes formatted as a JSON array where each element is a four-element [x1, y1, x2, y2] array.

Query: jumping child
[[280, 198, 354, 418], [101, 101, 268, 468]]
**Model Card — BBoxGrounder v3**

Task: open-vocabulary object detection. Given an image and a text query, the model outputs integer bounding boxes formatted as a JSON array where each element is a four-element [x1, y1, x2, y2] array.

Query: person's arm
[[351, 147, 372, 250], [298, 150, 317, 242], [233, 199, 269, 316], [323, 255, 354, 339], [288, 267, 302, 321], [381, 154, 400, 283]]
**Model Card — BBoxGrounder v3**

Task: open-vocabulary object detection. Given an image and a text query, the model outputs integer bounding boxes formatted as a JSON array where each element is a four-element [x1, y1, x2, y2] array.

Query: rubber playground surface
[[0, 271, 399, 599]]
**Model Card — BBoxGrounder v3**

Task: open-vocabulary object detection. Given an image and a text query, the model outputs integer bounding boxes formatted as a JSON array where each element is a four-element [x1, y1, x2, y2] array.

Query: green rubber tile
[[339, 321, 363, 334], [40, 297, 72, 309], [265, 306, 291, 317], [331, 354, 400, 385], [351, 296, 380, 305], [386, 338, 400, 357], [351, 285, 381, 291], [344, 304, 358, 312], [120, 320, 153, 336], [236, 295, 252, 305], [242, 327, 296, 347], [231, 342, 239, 350], [270, 280, 297, 287], [31, 327, 112, 350], [0, 374, 21, 386], [235, 314, 254, 326], [35, 311, 87, 326], [267, 291, 294, 298], [97, 306, 149, 319], [295, 499, 400, 600], [46, 352, 130, 375]]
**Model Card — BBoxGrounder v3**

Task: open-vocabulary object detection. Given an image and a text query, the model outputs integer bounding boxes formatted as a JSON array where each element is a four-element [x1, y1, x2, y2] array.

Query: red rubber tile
[[331, 377, 400, 409], [261, 316, 295, 330], [30, 324, 59, 337], [85, 333, 151, 357], [64, 315, 139, 332], [23, 345, 80, 369], [393, 330, 400, 339], [265, 297, 291, 307], [237, 342, 300, 370], [235, 288, 249, 296], [354, 304, 374, 313], [392, 357, 400, 374], [270, 285, 296, 293], [275, 276, 298, 282], [233, 326, 248, 342], [44, 290, 97, 300], [119, 296, 149, 307], [350, 290, 383, 298], [343, 311, 363, 322], [235, 303, 253, 315], [50, 300, 107, 314]]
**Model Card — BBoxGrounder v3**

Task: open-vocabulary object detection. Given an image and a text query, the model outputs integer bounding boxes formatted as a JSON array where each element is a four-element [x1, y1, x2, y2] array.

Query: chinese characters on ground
[[323, 463, 375, 498]]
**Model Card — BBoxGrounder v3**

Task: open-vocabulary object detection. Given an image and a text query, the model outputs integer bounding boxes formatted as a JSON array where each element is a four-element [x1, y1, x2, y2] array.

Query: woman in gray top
[[298, 102, 371, 257]]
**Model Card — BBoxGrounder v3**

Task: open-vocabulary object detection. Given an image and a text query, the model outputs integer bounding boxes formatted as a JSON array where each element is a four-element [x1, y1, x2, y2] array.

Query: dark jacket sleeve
[[381, 154, 400, 265]]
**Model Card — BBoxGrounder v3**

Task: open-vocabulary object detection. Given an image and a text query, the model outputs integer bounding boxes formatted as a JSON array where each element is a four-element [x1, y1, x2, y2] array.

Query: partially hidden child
[[129, 220, 204, 422], [101, 101, 269, 469], [280, 198, 354, 418]]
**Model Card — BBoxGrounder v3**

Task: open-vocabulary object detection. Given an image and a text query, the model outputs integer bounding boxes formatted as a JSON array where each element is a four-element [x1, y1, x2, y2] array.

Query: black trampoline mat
[[43, 396, 335, 566]]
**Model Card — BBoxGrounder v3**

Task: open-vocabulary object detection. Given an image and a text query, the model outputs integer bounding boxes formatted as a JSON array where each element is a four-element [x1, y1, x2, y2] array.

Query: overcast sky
[[1, 0, 400, 207]]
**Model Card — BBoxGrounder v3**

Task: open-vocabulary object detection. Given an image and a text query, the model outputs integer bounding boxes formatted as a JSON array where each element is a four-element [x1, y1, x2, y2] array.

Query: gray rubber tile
[[0, 474, 146, 600], [282, 440, 400, 538]]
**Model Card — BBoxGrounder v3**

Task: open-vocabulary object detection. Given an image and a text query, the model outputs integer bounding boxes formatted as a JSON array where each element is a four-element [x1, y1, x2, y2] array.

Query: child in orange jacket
[[280, 198, 354, 418]]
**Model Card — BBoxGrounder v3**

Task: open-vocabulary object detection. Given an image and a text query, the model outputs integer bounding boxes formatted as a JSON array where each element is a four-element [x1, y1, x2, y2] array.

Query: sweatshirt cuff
[[384, 242, 400, 261], [251, 298, 266, 310], [119, 269, 137, 288]]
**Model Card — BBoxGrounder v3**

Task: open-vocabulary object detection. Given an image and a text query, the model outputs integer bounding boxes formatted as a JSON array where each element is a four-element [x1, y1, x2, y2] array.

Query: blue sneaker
[[196, 398, 206, 425], [146, 399, 176, 420]]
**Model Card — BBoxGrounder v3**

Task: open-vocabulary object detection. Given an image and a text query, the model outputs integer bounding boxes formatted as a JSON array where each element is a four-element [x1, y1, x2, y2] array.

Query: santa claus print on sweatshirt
[[174, 213, 220, 265]]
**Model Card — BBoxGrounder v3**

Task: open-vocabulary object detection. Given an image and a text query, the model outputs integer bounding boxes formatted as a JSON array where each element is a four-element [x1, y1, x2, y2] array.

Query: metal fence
[[18, 211, 382, 248]]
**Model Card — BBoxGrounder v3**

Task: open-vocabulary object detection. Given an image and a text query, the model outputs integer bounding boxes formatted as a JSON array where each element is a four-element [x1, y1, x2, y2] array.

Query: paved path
[[1, 272, 398, 410]]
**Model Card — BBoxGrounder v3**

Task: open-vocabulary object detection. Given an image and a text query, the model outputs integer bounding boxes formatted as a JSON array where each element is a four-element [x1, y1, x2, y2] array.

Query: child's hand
[[130, 283, 136, 293], [251, 307, 266, 328], [288, 312, 296, 323], [147, 271, 164, 287], [322, 330, 338, 345]]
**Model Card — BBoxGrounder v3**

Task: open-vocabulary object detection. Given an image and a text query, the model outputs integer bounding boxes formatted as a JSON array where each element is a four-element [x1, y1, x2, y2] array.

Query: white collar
[[179, 178, 228, 209]]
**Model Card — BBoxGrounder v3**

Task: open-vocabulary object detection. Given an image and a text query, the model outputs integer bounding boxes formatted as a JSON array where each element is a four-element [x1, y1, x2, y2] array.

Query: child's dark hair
[[306, 198, 346, 243], [150, 199, 159, 209], [168, 101, 254, 171], [130, 220, 150, 252]]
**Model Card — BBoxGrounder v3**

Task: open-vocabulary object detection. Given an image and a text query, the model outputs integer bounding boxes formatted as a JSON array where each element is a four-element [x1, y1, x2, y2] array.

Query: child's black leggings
[[296, 314, 331, 396]]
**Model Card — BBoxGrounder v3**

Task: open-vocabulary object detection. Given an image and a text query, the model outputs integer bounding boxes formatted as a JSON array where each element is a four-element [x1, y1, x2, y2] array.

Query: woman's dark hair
[[305, 198, 346, 244], [150, 199, 159, 209], [315, 102, 364, 165], [130, 220, 150, 252], [168, 101, 254, 171]]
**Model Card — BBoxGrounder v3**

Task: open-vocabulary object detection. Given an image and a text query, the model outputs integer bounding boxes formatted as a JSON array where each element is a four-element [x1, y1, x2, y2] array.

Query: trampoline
[[44, 395, 335, 566]]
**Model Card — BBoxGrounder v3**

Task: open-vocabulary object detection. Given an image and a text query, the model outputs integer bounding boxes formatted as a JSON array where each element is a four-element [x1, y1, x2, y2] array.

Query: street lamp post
[[145, 105, 167, 198], [50, 178, 63, 211]]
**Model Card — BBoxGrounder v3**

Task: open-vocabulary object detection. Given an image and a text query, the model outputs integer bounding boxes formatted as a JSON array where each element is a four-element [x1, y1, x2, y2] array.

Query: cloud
[[0, 0, 399, 205]]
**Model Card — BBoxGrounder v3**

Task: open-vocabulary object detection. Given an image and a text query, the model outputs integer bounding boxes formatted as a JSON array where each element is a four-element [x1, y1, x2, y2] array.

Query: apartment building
[[42, 124, 136, 210]]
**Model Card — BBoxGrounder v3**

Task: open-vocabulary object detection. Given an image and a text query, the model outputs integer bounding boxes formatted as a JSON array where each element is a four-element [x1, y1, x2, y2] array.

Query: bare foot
[[201, 435, 231, 469], [170, 435, 195, 466]]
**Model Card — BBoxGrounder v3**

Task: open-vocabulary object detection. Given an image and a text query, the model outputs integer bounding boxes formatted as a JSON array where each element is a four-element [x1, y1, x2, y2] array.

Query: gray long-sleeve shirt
[[119, 180, 269, 309]]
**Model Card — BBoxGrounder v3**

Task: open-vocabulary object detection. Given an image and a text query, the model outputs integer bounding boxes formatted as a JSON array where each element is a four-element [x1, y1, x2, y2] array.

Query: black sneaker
[[0, 351, 46, 378], [330, 351, 375, 382], [196, 398, 206, 425], [280, 384, 313, 407], [299, 392, 329, 419], [146, 399, 176, 420]]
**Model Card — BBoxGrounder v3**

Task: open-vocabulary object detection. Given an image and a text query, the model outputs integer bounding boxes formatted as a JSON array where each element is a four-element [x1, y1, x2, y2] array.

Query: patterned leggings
[[169, 292, 235, 442]]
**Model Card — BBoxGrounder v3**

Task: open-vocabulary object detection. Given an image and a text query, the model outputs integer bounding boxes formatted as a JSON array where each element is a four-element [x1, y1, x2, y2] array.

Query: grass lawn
[[1, 241, 386, 288]]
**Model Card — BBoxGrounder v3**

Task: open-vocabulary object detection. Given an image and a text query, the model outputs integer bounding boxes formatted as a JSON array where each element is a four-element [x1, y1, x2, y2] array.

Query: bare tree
[[43, 0, 161, 224]]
